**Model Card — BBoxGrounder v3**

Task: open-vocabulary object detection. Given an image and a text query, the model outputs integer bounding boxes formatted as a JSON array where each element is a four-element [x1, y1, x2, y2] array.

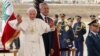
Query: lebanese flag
[[1, 0, 17, 49]]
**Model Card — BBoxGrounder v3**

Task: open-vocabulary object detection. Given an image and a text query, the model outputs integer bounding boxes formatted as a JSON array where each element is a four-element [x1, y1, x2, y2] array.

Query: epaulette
[[64, 25, 69, 31]]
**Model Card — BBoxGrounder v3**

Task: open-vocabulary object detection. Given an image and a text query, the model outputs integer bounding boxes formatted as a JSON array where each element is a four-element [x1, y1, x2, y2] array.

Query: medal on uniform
[[66, 39, 70, 43], [64, 39, 70, 43], [30, 24, 34, 33], [68, 44, 72, 47], [74, 35, 78, 38], [65, 26, 69, 31], [31, 28, 34, 33]]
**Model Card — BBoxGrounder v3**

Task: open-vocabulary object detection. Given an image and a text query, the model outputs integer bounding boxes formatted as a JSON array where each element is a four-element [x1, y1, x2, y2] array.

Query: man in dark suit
[[73, 16, 86, 56], [36, 2, 54, 56], [86, 20, 100, 56]]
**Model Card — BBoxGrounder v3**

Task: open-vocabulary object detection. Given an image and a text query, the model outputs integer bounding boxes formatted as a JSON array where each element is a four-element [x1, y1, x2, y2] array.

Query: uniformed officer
[[58, 15, 74, 56], [86, 20, 100, 56], [73, 16, 86, 56], [90, 15, 96, 21], [88, 15, 98, 34], [54, 14, 59, 26]]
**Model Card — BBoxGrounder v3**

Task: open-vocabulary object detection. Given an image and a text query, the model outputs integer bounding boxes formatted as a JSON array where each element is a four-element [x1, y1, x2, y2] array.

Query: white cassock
[[9, 18, 51, 56]]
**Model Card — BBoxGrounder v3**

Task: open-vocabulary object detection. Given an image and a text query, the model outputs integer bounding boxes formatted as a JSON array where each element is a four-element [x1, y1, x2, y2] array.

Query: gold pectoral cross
[[29, 24, 34, 33], [31, 28, 34, 33]]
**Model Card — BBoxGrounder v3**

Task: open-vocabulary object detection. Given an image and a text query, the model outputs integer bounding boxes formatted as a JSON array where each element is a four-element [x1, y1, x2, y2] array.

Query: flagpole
[[4, 45, 5, 56]]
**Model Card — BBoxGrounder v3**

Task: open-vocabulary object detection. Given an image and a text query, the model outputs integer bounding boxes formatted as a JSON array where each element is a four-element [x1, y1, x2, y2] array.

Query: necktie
[[45, 17, 48, 23]]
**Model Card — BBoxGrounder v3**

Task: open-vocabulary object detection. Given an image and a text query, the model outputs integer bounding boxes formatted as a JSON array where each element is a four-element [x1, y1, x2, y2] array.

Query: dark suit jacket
[[86, 32, 100, 56], [37, 14, 54, 54]]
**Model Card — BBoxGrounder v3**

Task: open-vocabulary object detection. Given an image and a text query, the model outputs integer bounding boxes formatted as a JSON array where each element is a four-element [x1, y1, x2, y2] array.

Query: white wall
[[96, 0, 100, 3], [21, 0, 33, 3]]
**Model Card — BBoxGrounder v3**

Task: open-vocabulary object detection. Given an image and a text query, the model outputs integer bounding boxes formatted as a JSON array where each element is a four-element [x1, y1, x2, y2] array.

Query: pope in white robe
[[9, 18, 50, 56], [8, 7, 51, 56]]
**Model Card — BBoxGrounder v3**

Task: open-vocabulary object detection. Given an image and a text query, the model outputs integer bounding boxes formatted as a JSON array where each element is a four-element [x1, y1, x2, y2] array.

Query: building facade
[[0, 0, 100, 4], [48, 0, 100, 4], [60, 0, 100, 4]]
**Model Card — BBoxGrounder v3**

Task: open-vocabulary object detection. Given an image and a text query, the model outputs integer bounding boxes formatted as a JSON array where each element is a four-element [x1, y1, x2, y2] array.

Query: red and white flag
[[1, 0, 17, 49]]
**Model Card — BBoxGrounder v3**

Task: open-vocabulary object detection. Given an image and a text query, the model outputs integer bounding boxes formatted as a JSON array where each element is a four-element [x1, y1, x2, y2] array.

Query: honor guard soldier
[[73, 16, 86, 56], [58, 15, 74, 56], [54, 14, 59, 26], [90, 15, 96, 21], [86, 20, 100, 56], [89, 15, 98, 34]]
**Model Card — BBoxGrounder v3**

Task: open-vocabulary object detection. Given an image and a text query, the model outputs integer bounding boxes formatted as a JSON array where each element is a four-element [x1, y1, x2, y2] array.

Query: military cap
[[76, 15, 82, 19], [90, 15, 96, 17], [88, 20, 99, 26], [60, 13, 66, 17], [67, 17, 74, 20]]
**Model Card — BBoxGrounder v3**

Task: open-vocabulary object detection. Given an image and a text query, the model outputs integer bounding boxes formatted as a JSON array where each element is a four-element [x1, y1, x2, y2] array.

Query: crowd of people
[[9, 2, 100, 56]]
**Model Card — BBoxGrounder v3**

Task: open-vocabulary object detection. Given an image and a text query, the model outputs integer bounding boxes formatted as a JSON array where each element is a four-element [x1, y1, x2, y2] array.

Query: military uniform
[[58, 20, 74, 56], [73, 22, 86, 56], [86, 20, 100, 56], [90, 15, 96, 21], [86, 32, 100, 56]]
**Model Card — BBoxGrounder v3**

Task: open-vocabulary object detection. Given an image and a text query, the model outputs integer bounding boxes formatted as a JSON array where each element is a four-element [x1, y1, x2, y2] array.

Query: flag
[[1, 0, 16, 49]]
